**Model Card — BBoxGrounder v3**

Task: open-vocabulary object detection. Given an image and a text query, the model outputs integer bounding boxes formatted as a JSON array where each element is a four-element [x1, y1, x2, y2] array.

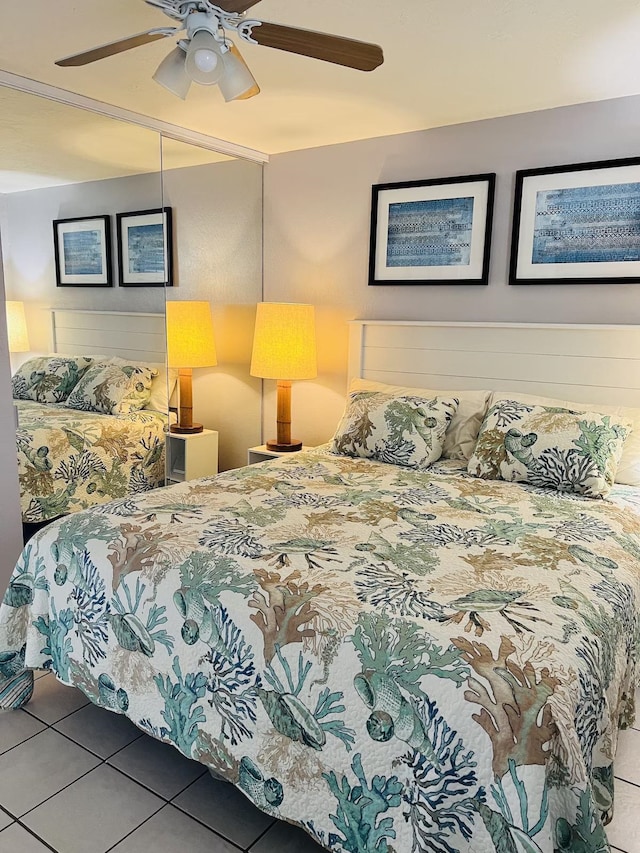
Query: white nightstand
[[167, 429, 219, 484], [247, 445, 313, 465]]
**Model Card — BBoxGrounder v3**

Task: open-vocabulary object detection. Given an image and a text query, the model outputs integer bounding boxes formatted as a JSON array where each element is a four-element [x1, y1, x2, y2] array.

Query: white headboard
[[51, 310, 166, 364], [348, 320, 640, 408]]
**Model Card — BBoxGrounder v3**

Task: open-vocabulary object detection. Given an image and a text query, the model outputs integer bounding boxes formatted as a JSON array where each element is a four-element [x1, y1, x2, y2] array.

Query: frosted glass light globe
[[194, 48, 218, 73]]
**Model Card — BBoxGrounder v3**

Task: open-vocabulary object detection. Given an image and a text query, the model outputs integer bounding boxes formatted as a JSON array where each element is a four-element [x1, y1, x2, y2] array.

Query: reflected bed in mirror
[[15, 310, 174, 540]]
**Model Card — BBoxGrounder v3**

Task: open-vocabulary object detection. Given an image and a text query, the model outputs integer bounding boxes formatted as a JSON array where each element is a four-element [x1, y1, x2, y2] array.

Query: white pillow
[[489, 391, 640, 486], [350, 378, 490, 460]]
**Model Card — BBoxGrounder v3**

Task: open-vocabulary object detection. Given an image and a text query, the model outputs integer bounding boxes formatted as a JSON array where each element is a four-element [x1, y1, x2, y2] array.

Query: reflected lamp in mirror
[[5, 301, 30, 353], [166, 301, 217, 435], [250, 302, 317, 452]]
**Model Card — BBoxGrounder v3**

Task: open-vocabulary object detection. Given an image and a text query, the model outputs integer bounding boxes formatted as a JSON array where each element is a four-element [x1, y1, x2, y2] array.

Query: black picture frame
[[116, 207, 174, 287], [368, 173, 496, 286], [510, 156, 640, 285], [53, 215, 112, 288]]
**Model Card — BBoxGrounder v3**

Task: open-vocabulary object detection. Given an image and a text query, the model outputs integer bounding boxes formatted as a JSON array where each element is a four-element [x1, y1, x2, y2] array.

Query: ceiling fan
[[55, 0, 384, 103]]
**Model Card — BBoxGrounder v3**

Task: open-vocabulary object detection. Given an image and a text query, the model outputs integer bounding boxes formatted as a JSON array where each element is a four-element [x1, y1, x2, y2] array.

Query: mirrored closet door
[[0, 87, 166, 554]]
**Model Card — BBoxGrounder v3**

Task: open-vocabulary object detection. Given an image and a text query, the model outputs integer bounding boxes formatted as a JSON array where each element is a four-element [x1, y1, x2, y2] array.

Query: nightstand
[[247, 444, 312, 465], [167, 429, 219, 484]]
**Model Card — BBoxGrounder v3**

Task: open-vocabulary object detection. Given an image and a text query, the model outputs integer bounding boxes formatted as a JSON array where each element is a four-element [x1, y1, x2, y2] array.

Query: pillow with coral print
[[467, 399, 631, 498], [65, 361, 157, 414], [331, 390, 459, 469], [11, 356, 93, 403]]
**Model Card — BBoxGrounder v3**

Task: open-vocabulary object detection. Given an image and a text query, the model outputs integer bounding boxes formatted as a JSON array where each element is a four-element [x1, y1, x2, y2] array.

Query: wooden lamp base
[[266, 439, 302, 452], [169, 368, 204, 434], [268, 380, 302, 452]]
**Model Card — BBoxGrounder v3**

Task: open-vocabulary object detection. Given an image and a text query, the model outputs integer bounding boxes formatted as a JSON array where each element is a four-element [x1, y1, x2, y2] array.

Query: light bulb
[[185, 30, 224, 85], [194, 48, 219, 73]]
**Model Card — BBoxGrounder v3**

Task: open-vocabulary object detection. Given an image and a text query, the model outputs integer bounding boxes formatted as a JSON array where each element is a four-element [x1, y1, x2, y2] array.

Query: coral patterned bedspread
[[15, 400, 167, 523], [1, 449, 639, 853]]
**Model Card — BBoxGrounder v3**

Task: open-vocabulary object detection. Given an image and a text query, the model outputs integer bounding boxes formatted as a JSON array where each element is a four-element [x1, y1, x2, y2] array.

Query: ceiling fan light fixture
[[219, 42, 260, 101], [185, 29, 224, 85], [152, 45, 191, 99]]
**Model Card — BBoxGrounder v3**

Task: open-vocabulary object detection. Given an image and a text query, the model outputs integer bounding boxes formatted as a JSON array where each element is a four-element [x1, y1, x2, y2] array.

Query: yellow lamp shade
[[166, 301, 217, 369], [250, 302, 317, 380], [5, 301, 30, 353]]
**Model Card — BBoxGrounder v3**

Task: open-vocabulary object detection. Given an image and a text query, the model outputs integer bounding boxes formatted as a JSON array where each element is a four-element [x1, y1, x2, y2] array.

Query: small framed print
[[368, 173, 496, 286], [116, 207, 173, 287], [53, 215, 112, 287], [510, 157, 640, 285]]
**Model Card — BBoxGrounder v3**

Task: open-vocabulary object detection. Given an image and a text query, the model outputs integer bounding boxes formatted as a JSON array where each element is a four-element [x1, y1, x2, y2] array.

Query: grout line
[[246, 819, 278, 851], [51, 724, 144, 763], [0, 721, 48, 758], [18, 762, 102, 820], [100, 800, 166, 853], [169, 794, 253, 849], [23, 699, 90, 728], [0, 819, 59, 852], [614, 774, 640, 790]]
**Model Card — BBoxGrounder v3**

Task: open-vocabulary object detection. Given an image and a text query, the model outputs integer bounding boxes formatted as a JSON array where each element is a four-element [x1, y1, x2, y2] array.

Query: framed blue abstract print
[[116, 207, 173, 287], [368, 173, 495, 285], [53, 215, 112, 287], [510, 157, 640, 285]]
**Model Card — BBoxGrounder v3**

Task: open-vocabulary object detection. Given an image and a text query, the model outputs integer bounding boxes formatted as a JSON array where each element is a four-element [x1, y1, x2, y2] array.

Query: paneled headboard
[[348, 320, 640, 408], [51, 310, 166, 364]]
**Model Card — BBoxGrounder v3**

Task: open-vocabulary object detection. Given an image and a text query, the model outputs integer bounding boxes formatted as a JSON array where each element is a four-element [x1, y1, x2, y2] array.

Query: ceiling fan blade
[[249, 22, 384, 72], [215, 0, 262, 11], [56, 31, 172, 67]]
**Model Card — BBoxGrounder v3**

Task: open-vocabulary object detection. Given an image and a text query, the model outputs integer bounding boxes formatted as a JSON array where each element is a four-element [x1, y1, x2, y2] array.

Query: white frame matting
[[348, 320, 640, 408], [51, 309, 166, 364]]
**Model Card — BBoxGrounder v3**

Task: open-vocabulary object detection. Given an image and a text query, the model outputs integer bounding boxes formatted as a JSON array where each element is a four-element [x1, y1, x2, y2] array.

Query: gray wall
[[0, 171, 165, 353], [263, 92, 640, 446], [161, 154, 263, 470]]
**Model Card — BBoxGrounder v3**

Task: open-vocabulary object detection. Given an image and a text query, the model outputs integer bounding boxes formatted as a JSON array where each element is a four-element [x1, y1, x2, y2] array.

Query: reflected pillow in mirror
[[468, 399, 631, 498], [11, 356, 93, 403], [65, 362, 157, 414], [102, 357, 177, 413], [331, 390, 459, 469]]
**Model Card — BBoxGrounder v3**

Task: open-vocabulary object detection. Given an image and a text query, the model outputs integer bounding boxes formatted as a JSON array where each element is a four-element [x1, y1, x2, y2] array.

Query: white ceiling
[[1, 0, 640, 169]]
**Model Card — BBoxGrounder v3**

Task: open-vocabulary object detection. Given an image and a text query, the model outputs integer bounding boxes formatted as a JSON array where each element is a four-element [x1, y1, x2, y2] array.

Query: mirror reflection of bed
[[14, 310, 173, 544]]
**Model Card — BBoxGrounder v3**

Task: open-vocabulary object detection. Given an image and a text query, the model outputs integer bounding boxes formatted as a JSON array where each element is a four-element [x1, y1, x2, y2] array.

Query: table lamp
[[5, 301, 30, 353], [166, 300, 217, 434], [250, 302, 317, 452]]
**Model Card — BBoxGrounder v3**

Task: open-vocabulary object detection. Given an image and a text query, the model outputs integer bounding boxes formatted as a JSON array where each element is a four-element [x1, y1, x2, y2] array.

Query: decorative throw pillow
[[331, 390, 459, 469], [65, 362, 157, 414], [350, 378, 490, 461], [489, 391, 640, 487], [11, 356, 93, 403], [467, 399, 631, 497]]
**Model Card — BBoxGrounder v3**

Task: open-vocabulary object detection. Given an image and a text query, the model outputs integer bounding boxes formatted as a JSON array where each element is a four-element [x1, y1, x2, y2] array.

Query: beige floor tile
[[0, 823, 52, 853], [616, 728, 640, 786], [0, 710, 45, 755], [110, 805, 241, 852], [54, 702, 142, 759], [0, 729, 99, 816], [23, 765, 163, 853], [607, 779, 640, 853], [173, 773, 274, 849], [24, 673, 89, 725]]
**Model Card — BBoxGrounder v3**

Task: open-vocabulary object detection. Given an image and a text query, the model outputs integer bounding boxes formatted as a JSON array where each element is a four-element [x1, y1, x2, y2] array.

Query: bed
[[1, 320, 639, 853], [14, 310, 171, 526]]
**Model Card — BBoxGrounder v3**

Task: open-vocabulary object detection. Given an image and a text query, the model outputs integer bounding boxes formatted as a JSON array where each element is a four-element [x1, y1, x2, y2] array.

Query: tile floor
[[0, 673, 638, 852]]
